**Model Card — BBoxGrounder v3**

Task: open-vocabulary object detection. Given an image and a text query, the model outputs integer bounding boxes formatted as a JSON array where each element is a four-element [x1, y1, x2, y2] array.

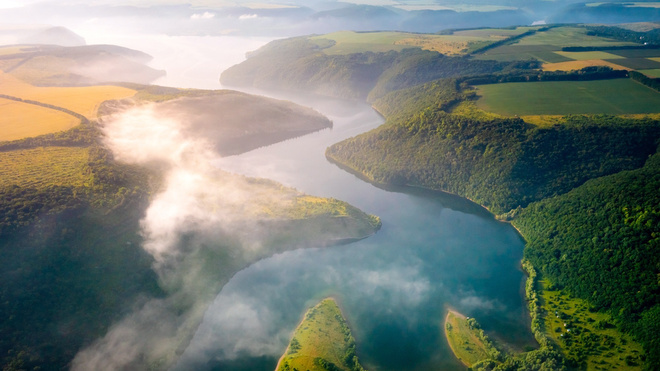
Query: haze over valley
[[1, 1, 660, 371]]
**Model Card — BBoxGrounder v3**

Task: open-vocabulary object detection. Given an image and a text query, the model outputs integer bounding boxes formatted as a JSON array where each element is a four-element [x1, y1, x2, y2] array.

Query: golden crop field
[[0, 71, 136, 118], [0, 146, 90, 189], [542, 59, 631, 72], [0, 98, 80, 141]]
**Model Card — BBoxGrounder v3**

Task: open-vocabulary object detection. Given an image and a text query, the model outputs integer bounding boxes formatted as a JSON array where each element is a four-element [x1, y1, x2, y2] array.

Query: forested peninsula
[[222, 25, 660, 369]]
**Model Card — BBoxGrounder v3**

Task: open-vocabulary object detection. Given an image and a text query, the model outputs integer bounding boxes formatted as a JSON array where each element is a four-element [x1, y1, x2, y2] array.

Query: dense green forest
[[0, 123, 163, 370], [324, 75, 660, 368], [328, 79, 660, 213], [513, 152, 660, 368]]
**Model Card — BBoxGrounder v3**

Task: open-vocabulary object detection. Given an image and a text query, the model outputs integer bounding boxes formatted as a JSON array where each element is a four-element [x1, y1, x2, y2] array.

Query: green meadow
[[476, 79, 660, 116], [444, 310, 492, 367], [311, 31, 491, 56], [276, 298, 365, 371], [515, 27, 636, 47], [540, 280, 644, 370]]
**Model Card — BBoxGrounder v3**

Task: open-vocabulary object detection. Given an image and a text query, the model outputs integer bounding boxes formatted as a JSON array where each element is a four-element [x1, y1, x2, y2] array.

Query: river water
[[84, 33, 536, 371], [172, 91, 536, 370]]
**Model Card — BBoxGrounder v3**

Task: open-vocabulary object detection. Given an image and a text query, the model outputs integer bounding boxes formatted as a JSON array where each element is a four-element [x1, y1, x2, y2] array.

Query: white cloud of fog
[[458, 293, 504, 313], [71, 298, 180, 371], [101, 104, 290, 262], [73, 99, 297, 369], [358, 266, 430, 306], [174, 292, 291, 366]]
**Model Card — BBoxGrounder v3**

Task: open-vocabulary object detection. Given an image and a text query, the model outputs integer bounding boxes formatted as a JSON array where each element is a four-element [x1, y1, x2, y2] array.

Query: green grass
[[605, 58, 660, 70], [0, 146, 90, 189], [311, 31, 490, 56], [515, 27, 637, 47], [639, 69, 660, 77], [554, 51, 625, 61], [476, 79, 660, 116], [444, 310, 492, 367], [475, 44, 573, 63], [540, 280, 644, 370], [609, 49, 660, 58], [276, 298, 365, 371]]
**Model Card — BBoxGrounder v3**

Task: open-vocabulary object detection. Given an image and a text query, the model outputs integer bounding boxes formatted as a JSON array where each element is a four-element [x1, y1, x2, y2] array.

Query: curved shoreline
[[443, 310, 472, 368]]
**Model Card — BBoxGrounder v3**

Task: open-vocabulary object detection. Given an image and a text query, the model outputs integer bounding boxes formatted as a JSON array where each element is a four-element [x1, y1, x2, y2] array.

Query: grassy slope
[[277, 298, 366, 371], [0, 146, 89, 188], [444, 310, 491, 367], [539, 280, 644, 370]]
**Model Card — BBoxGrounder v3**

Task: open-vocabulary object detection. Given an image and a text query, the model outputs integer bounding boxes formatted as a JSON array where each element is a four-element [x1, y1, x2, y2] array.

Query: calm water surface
[[88, 33, 537, 370], [173, 91, 536, 371]]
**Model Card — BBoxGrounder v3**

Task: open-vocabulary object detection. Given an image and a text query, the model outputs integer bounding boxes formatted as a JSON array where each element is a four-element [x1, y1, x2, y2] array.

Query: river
[[173, 90, 536, 370], [85, 33, 536, 371]]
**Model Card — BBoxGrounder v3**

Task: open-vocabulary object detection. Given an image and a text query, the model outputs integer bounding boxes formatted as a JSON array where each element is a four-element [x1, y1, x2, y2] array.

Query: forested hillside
[[328, 80, 660, 213], [220, 36, 535, 101], [514, 152, 660, 367]]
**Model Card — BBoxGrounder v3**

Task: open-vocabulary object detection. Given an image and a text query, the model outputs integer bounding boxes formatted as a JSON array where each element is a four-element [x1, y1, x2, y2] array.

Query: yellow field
[[651, 57, 660, 63], [0, 146, 90, 189], [542, 59, 631, 72], [0, 98, 80, 141], [0, 71, 136, 118]]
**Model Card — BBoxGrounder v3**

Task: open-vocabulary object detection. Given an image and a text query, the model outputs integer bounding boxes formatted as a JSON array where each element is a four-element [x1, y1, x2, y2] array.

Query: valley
[[1, 4, 659, 371]]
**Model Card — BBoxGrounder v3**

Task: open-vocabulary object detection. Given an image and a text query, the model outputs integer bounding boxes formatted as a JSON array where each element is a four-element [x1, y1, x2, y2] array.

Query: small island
[[277, 298, 366, 371]]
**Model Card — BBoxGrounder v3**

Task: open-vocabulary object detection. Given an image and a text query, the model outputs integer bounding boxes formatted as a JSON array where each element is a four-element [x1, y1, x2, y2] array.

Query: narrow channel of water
[[173, 90, 536, 371]]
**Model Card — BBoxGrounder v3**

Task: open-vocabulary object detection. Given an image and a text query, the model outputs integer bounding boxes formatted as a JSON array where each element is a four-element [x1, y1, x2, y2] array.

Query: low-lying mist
[[70, 100, 321, 370]]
